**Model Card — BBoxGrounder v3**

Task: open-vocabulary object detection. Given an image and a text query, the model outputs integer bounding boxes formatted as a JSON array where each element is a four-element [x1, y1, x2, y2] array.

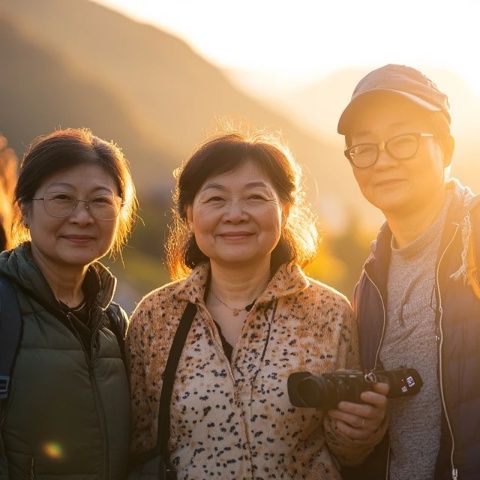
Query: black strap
[[106, 302, 128, 371], [0, 275, 22, 465], [158, 302, 197, 465], [0, 276, 22, 402]]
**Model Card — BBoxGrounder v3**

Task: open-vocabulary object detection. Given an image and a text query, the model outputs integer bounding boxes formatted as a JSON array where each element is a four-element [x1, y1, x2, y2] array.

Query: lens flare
[[43, 442, 63, 459]]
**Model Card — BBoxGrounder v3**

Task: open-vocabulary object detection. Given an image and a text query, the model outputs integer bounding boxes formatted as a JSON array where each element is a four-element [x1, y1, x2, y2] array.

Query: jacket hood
[[0, 242, 117, 311], [364, 178, 479, 288], [368, 178, 477, 258]]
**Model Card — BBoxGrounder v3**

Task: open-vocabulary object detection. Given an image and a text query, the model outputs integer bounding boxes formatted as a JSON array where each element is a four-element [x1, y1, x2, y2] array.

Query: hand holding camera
[[288, 368, 422, 441]]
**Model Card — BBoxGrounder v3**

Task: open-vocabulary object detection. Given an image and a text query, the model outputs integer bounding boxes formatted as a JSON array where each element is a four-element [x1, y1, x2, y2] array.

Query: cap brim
[[337, 89, 441, 135]]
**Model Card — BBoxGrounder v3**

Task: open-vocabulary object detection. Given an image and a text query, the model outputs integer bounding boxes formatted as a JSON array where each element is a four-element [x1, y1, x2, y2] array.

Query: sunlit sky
[[95, 0, 480, 94]]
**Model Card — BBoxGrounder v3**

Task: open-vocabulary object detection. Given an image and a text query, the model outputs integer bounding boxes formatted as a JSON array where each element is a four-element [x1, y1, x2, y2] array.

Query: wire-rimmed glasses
[[32, 192, 123, 220]]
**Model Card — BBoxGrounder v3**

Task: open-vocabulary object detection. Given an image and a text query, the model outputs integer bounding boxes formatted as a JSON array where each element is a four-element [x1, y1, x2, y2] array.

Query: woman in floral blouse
[[126, 132, 387, 479]]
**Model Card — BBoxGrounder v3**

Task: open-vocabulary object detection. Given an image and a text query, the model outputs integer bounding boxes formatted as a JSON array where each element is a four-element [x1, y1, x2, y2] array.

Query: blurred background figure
[[0, 135, 18, 250]]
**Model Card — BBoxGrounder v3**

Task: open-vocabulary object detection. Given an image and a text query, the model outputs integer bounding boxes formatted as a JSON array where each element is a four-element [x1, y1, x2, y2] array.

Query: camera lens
[[288, 372, 337, 409], [296, 377, 325, 407], [288, 372, 313, 407]]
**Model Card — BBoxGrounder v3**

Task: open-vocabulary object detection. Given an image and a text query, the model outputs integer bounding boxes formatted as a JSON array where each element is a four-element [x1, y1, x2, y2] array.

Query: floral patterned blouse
[[127, 262, 366, 479]]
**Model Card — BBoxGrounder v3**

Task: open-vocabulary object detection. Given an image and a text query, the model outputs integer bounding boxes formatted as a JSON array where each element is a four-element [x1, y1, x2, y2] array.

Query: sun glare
[[454, 65, 480, 98], [94, 0, 480, 96]]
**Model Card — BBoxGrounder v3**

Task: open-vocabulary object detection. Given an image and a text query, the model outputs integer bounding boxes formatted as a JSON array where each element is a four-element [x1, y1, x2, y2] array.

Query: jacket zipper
[[363, 269, 390, 479], [435, 226, 459, 480], [365, 222, 460, 480], [66, 312, 110, 480]]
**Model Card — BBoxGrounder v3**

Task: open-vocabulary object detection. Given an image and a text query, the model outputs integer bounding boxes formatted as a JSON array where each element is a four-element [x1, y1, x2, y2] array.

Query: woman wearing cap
[[336, 64, 479, 480], [127, 132, 387, 479], [0, 128, 137, 480]]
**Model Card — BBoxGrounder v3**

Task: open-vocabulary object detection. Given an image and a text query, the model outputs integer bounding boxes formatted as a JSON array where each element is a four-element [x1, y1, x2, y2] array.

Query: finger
[[328, 409, 368, 429], [371, 382, 390, 395], [359, 390, 388, 409], [335, 401, 383, 421], [334, 419, 372, 440]]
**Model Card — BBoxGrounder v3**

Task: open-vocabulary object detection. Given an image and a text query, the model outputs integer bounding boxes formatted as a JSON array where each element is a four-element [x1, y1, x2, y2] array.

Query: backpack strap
[[106, 301, 129, 369], [0, 276, 22, 402], [0, 275, 22, 466]]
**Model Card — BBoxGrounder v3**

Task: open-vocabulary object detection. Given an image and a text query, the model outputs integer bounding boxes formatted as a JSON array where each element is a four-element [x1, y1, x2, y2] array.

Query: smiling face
[[348, 95, 448, 217], [186, 161, 286, 269], [24, 163, 120, 272]]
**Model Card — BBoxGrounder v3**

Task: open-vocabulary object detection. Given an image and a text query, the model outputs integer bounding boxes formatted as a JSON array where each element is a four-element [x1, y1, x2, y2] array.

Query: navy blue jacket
[[345, 181, 480, 480]]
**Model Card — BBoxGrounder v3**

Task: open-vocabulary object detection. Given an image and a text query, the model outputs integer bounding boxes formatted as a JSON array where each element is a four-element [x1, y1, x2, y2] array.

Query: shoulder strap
[[107, 301, 128, 337], [106, 302, 128, 369], [158, 302, 197, 463], [0, 275, 22, 402]]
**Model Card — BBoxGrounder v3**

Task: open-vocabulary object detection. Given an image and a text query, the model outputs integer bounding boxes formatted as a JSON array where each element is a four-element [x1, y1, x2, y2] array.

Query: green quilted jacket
[[0, 243, 130, 480]]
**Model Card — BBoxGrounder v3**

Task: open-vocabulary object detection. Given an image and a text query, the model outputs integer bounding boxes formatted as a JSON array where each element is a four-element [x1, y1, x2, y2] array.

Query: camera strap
[[157, 302, 197, 470]]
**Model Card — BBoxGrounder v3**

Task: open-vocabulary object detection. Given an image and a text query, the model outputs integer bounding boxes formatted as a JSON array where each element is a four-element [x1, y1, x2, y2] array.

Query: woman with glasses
[[0, 128, 137, 480], [337, 64, 464, 480]]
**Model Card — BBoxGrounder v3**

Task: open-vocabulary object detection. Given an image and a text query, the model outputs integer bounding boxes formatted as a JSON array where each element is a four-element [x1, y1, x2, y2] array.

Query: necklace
[[210, 290, 256, 316]]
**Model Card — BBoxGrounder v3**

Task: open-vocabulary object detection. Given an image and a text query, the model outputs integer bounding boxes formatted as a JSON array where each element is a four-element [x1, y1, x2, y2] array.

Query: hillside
[[0, 14, 177, 191], [0, 0, 358, 211]]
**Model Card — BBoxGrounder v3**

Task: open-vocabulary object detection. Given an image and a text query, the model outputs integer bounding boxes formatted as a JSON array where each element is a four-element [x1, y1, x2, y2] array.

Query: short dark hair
[[14, 128, 137, 255], [166, 132, 319, 279]]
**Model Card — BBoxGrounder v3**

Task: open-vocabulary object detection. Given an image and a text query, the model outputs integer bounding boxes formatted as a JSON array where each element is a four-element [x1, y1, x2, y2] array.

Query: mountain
[[278, 68, 371, 140], [0, 0, 360, 215], [279, 67, 480, 139], [0, 13, 177, 191]]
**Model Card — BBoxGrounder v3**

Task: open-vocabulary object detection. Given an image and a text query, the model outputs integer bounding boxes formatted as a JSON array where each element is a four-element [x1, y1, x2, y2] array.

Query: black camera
[[288, 368, 423, 410]]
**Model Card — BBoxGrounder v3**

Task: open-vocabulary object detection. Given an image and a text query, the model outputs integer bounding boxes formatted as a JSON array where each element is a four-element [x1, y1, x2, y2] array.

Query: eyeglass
[[344, 132, 435, 169], [32, 192, 123, 220]]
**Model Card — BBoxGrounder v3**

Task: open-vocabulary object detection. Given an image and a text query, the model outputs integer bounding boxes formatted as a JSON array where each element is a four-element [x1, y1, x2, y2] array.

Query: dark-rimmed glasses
[[344, 132, 435, 169], [32, 193, 123, 220]]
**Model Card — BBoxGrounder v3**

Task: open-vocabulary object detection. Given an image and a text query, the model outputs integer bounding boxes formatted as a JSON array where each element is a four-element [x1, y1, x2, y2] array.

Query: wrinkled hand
[[327, 382, 389, 441]]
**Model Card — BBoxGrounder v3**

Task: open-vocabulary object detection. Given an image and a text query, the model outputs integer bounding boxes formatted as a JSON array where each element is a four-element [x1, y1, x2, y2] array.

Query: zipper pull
[[452, 467, 458, 480]]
